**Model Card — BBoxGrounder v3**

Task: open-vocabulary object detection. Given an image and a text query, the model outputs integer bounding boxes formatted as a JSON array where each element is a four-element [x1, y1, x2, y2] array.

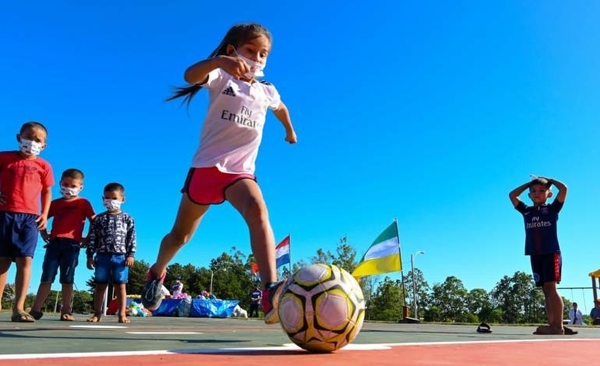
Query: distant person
[[30, 168, 95, 321], [249, 286, 262, 317], [590, 300, 600, 325], [509, 176, 576, 335], [172, 279, 184, 297], [161, 284, 171, 298], [86, 183, 136, 323], [0, 121, 54, 322], [568, 302, 584, 325], [140, 23, 297, 326]]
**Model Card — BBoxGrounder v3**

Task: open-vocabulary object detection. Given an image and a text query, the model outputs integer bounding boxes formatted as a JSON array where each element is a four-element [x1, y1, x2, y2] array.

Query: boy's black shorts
[[530, 252, 561, 287]]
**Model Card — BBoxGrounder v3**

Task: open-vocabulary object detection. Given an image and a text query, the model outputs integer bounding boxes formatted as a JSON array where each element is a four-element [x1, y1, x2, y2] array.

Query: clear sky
[[2, 1, 599, 312]]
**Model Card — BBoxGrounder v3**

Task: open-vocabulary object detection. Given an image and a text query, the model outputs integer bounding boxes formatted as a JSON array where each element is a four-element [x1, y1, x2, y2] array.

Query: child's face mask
[[234, 49, 266, 79], [60, 186, 81, 198], [19, 138, 43, 156], [103, 199, 122, 211]]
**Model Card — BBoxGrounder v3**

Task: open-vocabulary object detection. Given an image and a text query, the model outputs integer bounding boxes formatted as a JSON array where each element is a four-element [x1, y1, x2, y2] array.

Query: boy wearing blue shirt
[[509, 176, 574, 335]]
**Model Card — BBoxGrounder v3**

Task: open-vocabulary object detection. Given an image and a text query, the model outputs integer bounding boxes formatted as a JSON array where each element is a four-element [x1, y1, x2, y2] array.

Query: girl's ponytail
[[165, 84, 202, 106], [166, 23, 271, 106]]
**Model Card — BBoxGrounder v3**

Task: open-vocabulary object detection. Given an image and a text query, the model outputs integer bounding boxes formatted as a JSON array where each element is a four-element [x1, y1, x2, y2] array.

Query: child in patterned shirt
[[85, 182, 136, 323]]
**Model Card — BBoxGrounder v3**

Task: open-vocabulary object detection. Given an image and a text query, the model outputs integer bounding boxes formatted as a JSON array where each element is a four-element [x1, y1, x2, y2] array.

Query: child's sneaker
[[262, 281, 285, 324], [141, 267, 166, 311]]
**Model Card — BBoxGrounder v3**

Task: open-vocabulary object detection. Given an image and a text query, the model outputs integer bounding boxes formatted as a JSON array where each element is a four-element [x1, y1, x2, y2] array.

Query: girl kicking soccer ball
[[141, 23, 297, 325]]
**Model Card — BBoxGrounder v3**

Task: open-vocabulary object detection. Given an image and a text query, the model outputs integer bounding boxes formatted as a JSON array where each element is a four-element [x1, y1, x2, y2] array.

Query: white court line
[[0, 338, 598, 360], [126, 332, 202, 335], [69, 325, 128, 329]]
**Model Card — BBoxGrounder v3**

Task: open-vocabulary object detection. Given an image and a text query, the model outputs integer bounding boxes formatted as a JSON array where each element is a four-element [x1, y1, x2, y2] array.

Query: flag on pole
[[275, 235, 291, 269], [352, 221, 401, 278], [250, 262, 261, 282]]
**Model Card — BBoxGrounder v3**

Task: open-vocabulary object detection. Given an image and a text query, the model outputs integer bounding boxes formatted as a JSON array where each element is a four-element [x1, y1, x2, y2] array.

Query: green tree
[[2, 283, 15, 311], [127, 260, 150, 296], [72, 290, 93, 314], [359, 275, 379, 303], [424, 305, 441, 322], [164, 263, 201, 296], [429, 276, 469, 322], [208, 247, 254, 308], [279, 259, 308, 279], [404, 268, 431, 318], [310, 236, 358, 273], [466, 288, 492, 322], [85, 276, 95, 293], [366, 277, 405, 321], [490, 271, 544, 324], [37, 289, 61, 313]]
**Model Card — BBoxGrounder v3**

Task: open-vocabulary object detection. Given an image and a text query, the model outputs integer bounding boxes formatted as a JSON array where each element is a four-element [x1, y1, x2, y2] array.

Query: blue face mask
[[234, 49, 266, 79]]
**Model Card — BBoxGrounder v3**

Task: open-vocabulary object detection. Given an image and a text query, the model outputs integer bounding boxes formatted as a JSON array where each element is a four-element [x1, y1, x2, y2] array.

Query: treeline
[[1, 238, 585, 324]]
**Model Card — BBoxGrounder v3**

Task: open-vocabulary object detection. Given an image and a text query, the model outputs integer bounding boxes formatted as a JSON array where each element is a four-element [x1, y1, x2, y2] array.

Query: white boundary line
[[126, 332, 203, 335], [69, 325, 128, 329], [0, 338, 598, 360]]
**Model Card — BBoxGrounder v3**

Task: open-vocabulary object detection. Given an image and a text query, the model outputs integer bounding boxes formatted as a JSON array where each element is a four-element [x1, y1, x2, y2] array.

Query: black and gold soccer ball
[[278, 263, 366, 352]]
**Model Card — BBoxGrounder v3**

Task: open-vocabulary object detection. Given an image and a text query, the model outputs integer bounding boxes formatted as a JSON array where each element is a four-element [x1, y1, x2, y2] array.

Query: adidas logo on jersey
[[222, 86, 236, 96]]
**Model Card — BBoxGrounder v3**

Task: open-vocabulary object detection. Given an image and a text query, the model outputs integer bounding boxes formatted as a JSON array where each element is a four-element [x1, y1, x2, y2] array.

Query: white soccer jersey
[[191, 68, 282, 174]]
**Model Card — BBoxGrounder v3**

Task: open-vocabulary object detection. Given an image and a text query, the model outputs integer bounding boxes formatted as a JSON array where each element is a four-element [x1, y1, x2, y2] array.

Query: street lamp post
[[411, 250, 426, 319], [209, 268, 227, 294]]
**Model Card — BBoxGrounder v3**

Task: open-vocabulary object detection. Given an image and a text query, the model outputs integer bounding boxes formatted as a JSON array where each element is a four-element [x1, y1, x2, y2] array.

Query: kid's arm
[[40, 230, 50, 243], [509, 182, 530, 208], [272, 102, 297, 144], [37, 186, 52, 230], [85, 220, 97, 259], [126, 218, 137, 259], [124, 219, 136, 267], [40, 200, 55, 243], [184, 55, 254, 84], [545, 177, 568, 203], [81, 202, 96, 247], [184, 57, 222, 84]]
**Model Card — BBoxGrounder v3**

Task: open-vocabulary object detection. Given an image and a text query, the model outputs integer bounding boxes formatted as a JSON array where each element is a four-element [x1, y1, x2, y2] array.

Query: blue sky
[[2, 1, 599, 311]]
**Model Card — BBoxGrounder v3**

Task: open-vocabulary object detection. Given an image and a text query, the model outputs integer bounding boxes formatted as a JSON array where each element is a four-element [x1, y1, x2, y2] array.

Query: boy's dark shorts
[[40, 238, 81, 284], [530, 252, 562, 287], [0, 211, 38, 259], [93, 253, 129, 284]]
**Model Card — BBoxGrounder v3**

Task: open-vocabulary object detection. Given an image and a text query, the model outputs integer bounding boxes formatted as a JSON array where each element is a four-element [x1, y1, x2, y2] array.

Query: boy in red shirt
[[29, 168, 95, 321], [0, 122, 54, 322]]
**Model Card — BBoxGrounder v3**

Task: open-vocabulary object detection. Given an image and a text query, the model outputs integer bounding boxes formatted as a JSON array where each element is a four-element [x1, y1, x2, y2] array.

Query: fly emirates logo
[[526, 216, 552, 229], [221, 106, 260, 128]]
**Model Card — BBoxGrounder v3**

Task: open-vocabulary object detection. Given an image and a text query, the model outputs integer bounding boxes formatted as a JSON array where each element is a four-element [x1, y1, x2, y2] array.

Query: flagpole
[[288, 233, 292, 275], [394, 218, 409, 321]]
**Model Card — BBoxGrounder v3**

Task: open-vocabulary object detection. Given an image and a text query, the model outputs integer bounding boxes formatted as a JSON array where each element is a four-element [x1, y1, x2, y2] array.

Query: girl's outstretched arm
[[272, 102, 297, 144], [184, 58, 222, 85], [184, 56, 251, 84]]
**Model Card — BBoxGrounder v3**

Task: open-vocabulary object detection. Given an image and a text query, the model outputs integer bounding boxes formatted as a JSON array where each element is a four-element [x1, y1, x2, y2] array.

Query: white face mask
[[103, 199, 122, 211], [235, 49, 266, 79], [19, 138, 43, 156], [60, 186, 81, 198]]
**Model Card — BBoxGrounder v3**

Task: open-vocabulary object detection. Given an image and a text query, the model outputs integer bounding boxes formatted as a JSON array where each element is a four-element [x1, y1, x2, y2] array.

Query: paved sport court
[[0, 313, 598, 365]]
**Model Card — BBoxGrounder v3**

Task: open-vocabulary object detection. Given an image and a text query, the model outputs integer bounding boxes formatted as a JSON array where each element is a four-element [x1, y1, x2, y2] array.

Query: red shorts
[[181, 167, 255, 205]]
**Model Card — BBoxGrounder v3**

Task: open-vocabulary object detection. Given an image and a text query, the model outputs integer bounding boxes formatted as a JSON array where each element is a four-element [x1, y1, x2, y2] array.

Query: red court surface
[[1, 314, 598, 366], [2, 340, 598, 366]]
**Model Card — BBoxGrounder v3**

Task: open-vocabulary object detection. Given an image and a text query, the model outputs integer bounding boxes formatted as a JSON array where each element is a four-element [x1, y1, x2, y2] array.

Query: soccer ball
[[278, 263, 366, 352]]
